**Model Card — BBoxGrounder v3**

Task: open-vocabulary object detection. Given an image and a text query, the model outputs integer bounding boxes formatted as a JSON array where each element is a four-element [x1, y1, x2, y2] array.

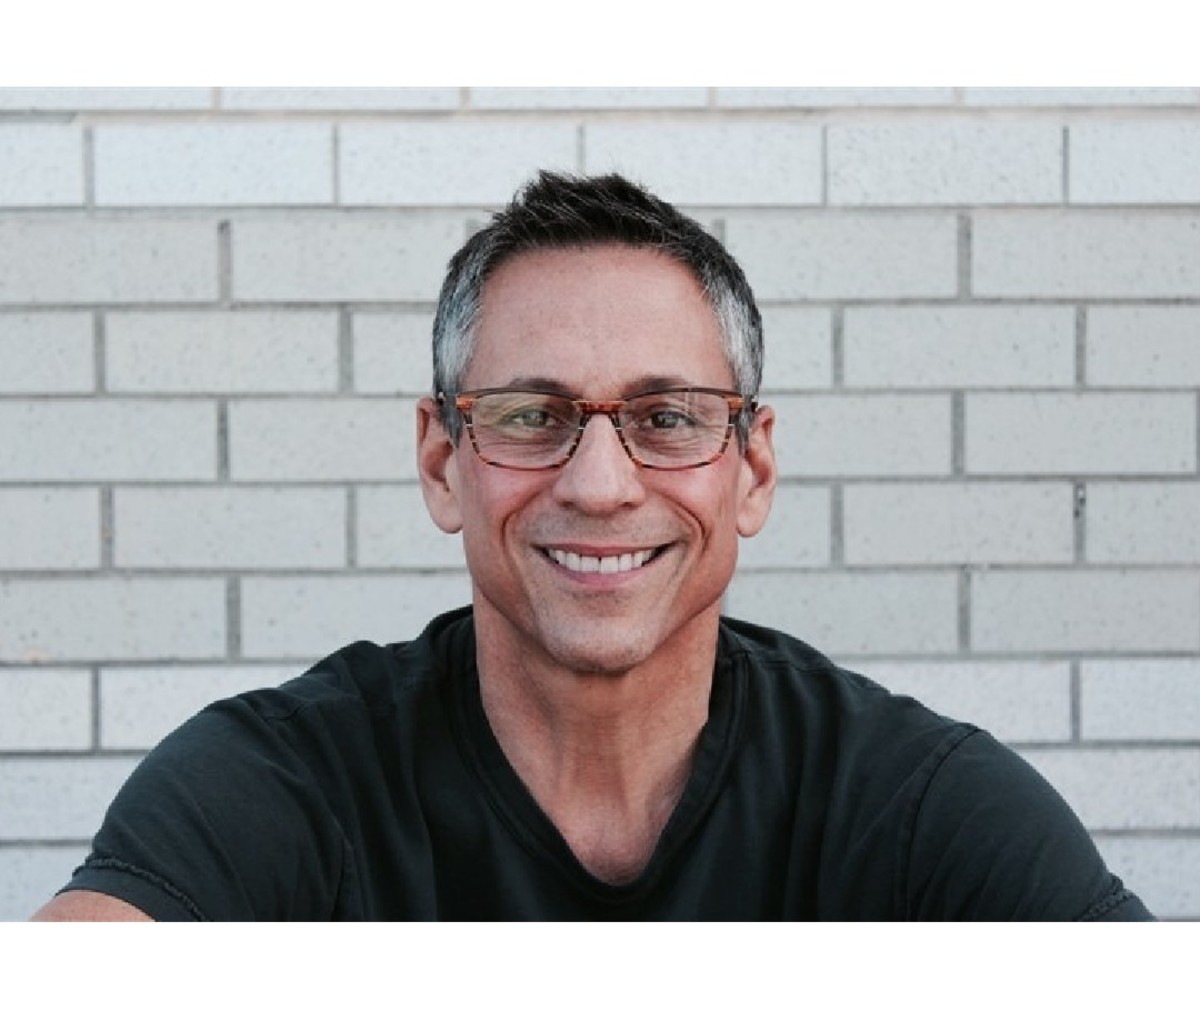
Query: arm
[[30, 890, 152, 922]]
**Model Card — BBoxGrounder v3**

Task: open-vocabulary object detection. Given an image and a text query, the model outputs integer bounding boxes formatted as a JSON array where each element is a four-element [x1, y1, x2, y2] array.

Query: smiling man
[[34, 172, 1151, 920]]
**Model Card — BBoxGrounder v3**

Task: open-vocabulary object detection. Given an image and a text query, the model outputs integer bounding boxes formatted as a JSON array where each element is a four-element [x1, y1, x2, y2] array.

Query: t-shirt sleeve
[[901, 730, 1154, 921], [61, 696, 350, 921]]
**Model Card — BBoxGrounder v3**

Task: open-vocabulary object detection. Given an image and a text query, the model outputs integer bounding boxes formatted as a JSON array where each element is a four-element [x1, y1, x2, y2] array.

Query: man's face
[[418, 243, 775, 678]]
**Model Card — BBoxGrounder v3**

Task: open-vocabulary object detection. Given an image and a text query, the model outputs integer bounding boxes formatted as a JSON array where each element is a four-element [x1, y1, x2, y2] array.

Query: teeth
[[546, 547, 657, 574]]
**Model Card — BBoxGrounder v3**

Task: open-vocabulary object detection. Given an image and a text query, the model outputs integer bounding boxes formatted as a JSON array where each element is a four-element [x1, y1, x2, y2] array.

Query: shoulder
[[718, 615, 969, 767], [202, 605, 475, 742]]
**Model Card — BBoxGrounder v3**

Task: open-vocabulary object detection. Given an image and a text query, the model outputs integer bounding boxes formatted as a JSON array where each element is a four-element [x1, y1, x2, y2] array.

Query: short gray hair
[[432, 171, 763, 442]]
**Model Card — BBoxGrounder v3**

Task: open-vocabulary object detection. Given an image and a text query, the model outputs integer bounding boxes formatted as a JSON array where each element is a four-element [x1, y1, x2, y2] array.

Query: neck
[[474, 609, 718, 884]]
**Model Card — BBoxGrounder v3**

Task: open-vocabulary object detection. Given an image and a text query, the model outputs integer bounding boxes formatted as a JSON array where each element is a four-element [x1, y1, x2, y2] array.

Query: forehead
[[468, 243, 729, 391]]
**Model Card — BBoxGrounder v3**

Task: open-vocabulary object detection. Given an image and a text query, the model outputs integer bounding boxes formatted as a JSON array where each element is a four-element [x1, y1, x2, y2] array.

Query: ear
[[736, 403, 777, 539], [416, 396, 463, 534]]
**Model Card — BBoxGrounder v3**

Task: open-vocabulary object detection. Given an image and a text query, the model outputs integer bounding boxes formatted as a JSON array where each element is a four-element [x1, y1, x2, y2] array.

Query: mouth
[[541, 545, 668, 576]]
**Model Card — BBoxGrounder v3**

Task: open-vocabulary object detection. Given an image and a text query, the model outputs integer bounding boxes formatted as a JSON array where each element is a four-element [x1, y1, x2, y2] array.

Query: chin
[[536, 624, 661, 678]]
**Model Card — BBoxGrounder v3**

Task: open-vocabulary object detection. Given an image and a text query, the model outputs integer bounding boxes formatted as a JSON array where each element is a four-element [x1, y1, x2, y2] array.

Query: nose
[[551, 413, 645, 512]]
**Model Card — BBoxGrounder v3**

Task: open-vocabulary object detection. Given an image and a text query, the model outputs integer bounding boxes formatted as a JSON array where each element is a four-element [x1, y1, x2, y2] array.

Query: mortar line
[[1074, 480, 1087, 565], [90, 666, 102, 751], [1075, 305, 1087, 386], [338, 306, 353, 394], [100, 484, 115, 571], [957, 568, 971, 653], [227, 576, 242, 660], [345, 485, 358, 569], [93, 311, 106, 395], [830, 484, 844, 566], [217, 400, 230, 482], [218, 220, 232, 306]]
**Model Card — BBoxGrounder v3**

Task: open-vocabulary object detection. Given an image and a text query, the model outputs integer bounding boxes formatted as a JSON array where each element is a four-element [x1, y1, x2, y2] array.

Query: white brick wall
[[0, 220, 219, 304], [726, 212, 958, 300], [94, 124, 334, 207], [4, 87, 1200, 919], [843, 307, 1076, 389], [1, 313, 95, 394], [828, 121, 1062, 205], [1087, 306, 1200, 387], [0, 126, 85, 206], [584, 121, 823, 205], [106, 311, 340, 394]]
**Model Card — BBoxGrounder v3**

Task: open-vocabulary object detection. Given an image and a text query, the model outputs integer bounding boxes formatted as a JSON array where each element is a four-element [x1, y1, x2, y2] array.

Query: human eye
[[479, 393, 573, 436], [629, 393, 704, 431]]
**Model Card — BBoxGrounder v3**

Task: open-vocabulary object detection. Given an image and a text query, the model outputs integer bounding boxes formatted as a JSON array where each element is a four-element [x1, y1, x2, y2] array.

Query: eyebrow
[[502, 374, 702, 396]]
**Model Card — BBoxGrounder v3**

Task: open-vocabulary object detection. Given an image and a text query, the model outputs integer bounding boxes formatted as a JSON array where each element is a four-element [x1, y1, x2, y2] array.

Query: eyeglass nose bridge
[[565, 400, 646, 467]]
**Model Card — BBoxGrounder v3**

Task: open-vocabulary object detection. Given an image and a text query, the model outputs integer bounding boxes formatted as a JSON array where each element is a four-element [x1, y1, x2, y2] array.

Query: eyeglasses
[[442, 387, 753, 471]]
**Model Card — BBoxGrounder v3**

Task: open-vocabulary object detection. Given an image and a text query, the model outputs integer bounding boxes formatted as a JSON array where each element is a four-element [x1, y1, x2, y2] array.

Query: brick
[[100, 664, 306, 750], [1020, 748, 1200, 828], [965, 393, 1195, 475], [470, 88, 707, 109], [340, 122, 576, 205], [0, 219, 218, 304], [1093, 836, 1200, 919], [356, 484, 469, 568], [963, 88, 1200, 107], [0, 846, 90, 921], [0, 88, 212, 111], [0, 757, 140, 839], [0, 313, 94, 394], [716, 88, 957, 108], [114, 486, 346, 569], [723, 571, 959, 655], [769, 395, 951, 478], [0, 488, 100, 569], [0, 670, 91, 750], [843, 660, 1072, 742], [0, 578, 226, 661], [241, 574, 473, 658], [106, 311, 339, 394], [221, 88, 458, 110], [844, 306, 1076, 388], [737, 484, 830, 568], [830, 121, 1061, 206], [353, 312, 435, 395], [95, 124, 332, 206], [231, 215, 464, 302], [844, 483, 1074, 565], [1071, 122, 1200, 204], [1087, 306, 1200, 387], [973, 212, 1200, 298], [584, 122, 821, 205], [759, 308, 833, 390], [971, 570, 1200, 653], [229, 399, 415, 482], [1088, 483, 1200, 564], [1081, 659, 1200, 740], [0, 400, 216, 481], [725, 212, 958, 301], [0, 125, 84, 206]]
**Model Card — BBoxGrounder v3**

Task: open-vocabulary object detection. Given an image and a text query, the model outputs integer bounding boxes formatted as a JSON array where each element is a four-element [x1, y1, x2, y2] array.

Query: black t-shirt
[[64, 608, 1152, 920]]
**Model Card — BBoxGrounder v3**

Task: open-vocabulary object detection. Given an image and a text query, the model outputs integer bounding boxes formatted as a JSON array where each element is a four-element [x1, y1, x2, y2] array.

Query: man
[[34, 172, 1151, 920]]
